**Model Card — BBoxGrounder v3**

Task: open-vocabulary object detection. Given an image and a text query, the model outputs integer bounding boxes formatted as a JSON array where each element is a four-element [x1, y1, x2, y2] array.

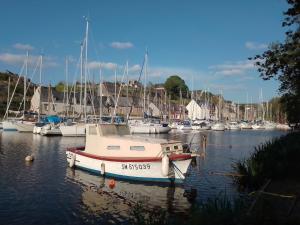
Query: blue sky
[[0, 0, 288, 103]]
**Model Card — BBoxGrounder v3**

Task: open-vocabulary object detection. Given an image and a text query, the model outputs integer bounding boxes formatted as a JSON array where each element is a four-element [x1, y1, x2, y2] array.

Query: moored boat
[[66, 123, 195, 183], [15, 120, 36, 132], [2, 120, 18, 131], [211, 122, 226, 131], [129, 119, 171, 134], [60, 123, 86, 137]]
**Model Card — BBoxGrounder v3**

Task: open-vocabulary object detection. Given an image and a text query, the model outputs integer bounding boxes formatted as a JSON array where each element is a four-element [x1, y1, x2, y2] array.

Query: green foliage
[[164, 75, 189, 100], [251, 0, 300, 122], [233, 132, 300, 190], [55, 81, 65, 92]]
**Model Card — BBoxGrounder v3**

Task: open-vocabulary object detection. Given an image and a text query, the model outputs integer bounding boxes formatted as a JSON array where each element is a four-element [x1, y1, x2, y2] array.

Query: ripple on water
[[0, 130, 288, 224]]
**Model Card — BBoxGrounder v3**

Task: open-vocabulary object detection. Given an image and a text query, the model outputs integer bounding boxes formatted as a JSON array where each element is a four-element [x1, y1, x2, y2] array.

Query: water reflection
[[66, 168, 192, 216]]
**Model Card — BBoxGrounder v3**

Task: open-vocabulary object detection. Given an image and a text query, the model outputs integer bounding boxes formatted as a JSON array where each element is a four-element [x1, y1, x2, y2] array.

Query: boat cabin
[[85, 124, 183, 158]]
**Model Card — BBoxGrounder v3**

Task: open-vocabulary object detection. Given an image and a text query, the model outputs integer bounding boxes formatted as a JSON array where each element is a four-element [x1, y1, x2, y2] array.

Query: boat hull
[[60, 125, 86, 137], [2, 121, 17, 131], [15, 122, 35, 132], [66, 148, 192, 183], [129, 125, 171, 134]]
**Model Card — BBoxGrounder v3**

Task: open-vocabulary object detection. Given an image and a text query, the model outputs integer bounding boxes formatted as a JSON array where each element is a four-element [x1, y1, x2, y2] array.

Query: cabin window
[[130, 146, 145, 151], [89, 126, 97, 135], [107, 145, 120, 150], [174, 145, 178, 150], [165, 146, 170, 151]]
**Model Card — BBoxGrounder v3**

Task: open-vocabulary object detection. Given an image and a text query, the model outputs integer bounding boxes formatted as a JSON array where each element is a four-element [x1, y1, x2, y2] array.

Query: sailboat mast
[[7, 76, 10, 119], [84, 18, 89, 122], [143, 52, 148, 114], [99, 64, 102, 121], [126, 61, 129, 119], [38, 55, 43, 122], [65, 57, 69, 117], [80, 43, 83, 118], [24, 51, 28, 114]]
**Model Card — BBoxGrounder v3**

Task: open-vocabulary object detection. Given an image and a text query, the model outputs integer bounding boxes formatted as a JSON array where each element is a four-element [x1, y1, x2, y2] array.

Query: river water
[[0, 129, 287, 224]]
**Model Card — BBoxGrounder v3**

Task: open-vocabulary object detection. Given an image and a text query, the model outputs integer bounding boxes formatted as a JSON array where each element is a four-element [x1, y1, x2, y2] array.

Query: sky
[[0, 0, 289, 103]]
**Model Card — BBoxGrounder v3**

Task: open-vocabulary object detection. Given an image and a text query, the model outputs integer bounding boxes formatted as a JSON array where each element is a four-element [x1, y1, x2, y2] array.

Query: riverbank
[[130, 131, 300, 225]]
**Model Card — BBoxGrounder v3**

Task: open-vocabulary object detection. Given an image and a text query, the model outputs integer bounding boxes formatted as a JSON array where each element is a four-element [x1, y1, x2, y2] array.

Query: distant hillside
[[0, 71, 35, 117]]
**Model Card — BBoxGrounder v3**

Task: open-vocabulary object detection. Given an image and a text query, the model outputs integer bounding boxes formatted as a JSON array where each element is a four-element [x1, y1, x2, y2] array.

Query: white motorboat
[[252, 123, 265, 130], [66, 123, 195, 183], [276, 123, 291, 130], [228, 121, 240, 130], [177, 120, 193, 130], [40, 124, 62, 136], [264, 121, 276, 130], [240, 122, 252, 129], [60, 123, 86, 137], [191, 121, 211, 130], [33, 122, 46, 134], [211, 122, 226, 131], [129, 119, 171, 134]]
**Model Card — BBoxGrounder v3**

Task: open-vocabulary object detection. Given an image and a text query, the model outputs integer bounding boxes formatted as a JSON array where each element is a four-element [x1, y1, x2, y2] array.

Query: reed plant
[[233, 132, 300, 190]]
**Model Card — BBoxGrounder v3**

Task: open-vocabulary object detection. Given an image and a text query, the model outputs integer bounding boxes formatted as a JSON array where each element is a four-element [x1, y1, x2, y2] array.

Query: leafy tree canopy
[[55, 81, 65, 93], [251, 0, 300, 123], [164, 75, 189, 100]]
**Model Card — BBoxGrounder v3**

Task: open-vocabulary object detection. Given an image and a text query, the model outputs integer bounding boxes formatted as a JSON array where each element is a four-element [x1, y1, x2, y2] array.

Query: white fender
[[161, 154, 169, 177], [100, 163, 105, 175], [69, 154, 76, 168]]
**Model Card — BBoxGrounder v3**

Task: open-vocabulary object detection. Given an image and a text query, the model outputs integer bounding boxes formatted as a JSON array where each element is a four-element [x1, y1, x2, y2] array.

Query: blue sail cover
[[43, 115, 62, 124]]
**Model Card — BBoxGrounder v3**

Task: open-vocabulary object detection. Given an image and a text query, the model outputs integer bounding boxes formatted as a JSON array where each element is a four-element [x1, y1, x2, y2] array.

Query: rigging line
[[127, 54, 146, 120], [4, 61, 26, 120], [86, 71, 96, 118], [111, 62, 127, 122], [89, 26, 102, 63], [16, 56, 41, 114], [170, 161, 185, 180]]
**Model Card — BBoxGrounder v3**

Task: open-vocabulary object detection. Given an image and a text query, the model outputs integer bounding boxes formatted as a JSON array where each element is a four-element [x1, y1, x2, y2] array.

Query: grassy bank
[[233, 131, 300, 190]]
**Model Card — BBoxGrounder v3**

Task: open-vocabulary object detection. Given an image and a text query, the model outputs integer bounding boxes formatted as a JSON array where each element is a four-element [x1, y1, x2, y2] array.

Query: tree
[[164, 75, 189, 100], [55, 81, 65, 93], [251, 0, 300, 123]]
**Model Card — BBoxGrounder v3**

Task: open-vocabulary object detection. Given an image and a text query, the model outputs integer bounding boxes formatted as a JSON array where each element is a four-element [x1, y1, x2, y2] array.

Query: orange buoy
[[108, 179, 116, 189]]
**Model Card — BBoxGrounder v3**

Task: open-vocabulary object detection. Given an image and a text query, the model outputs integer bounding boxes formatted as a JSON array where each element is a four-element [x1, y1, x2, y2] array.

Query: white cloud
[[129, 64, 141, 72], [210, 60, 257, 77], [110, 41, 134, 49], [13, 43, 35, 51], [88, 61, 118, 70], [0, 53, 58, 67], [245, 41, 267, 50]]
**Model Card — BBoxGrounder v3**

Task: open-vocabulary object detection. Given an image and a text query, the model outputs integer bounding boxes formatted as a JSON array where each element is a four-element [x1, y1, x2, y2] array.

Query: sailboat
[[3, 57, 29, 131], [15, 52, 38, 132], [128, 51, 171, 134], [211, 92, 225, 131], [60, 19, 89, 137]]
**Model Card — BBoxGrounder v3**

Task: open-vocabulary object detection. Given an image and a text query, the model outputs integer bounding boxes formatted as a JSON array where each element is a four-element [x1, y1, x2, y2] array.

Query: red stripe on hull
[[67, 146, 192, 162]]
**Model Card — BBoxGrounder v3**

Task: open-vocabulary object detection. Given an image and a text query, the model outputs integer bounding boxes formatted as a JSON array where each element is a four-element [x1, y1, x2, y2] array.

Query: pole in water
[[200, 134, 207, 158]]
